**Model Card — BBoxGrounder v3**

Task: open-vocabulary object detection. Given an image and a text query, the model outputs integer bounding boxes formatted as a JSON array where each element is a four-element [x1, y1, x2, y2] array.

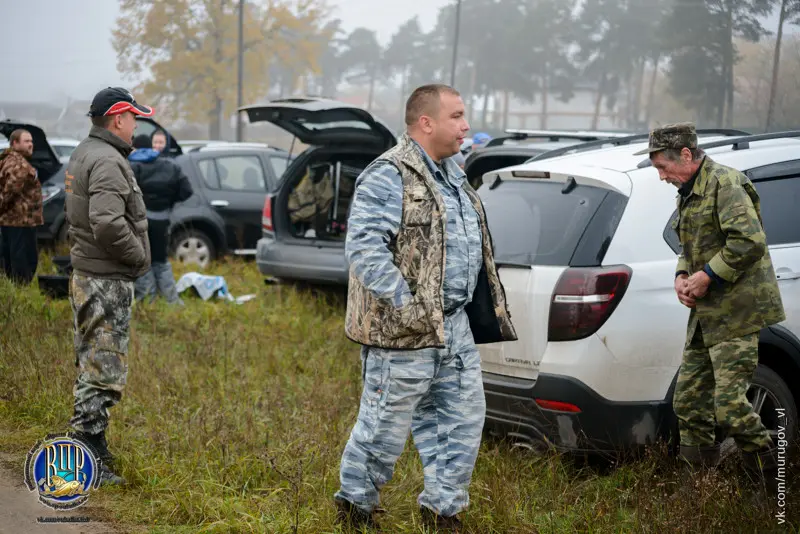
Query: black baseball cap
[[88, 87, 154, 118]]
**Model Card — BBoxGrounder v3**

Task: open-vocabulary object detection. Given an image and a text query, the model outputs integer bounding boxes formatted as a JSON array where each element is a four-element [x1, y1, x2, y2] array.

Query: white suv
[[477, 131, 800, 454]]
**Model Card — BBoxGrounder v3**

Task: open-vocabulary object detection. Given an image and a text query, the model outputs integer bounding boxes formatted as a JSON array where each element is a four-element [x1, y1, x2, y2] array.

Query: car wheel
[[57, 222, 70, 243], [170, 229, 215, 269], [719, 364, 797, 459]]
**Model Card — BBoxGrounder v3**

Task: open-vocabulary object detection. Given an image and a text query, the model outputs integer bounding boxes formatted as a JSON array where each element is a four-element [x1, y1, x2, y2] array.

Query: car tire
[[170, 229, 215, 269], [57, 222, 70, 244], [719, 363, 797, 460]]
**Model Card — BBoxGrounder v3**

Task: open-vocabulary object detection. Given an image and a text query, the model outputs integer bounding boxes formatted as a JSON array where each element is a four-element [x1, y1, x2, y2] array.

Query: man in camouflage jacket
[[635, 123, 785, 492], [0, 129, 41, 284], [334, 84, 516, 532]]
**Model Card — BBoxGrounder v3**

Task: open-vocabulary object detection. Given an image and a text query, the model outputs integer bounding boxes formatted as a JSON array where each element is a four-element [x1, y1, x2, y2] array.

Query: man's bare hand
[[687, 271, 712, 299], [674, 274, 695, 308]]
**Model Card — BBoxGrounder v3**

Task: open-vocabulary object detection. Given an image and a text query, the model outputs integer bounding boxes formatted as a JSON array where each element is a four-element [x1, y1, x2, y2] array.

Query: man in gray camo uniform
[[334, 84, 517, 532]]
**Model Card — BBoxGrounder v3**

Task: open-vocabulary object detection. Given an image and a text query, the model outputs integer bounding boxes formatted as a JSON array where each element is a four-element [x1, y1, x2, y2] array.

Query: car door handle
[[210, 200, 229, 208], [776, 270, 800, 281]]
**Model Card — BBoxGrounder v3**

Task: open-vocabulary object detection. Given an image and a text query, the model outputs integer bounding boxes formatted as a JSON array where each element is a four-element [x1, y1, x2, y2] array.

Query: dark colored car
[[246, 97, 396, 285], [172, 143, 293, 267]]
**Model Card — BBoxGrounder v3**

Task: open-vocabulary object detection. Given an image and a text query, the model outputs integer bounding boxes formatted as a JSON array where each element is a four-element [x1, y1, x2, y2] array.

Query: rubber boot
[[74, 430, 125, 486], [742, 446, 780, 504]]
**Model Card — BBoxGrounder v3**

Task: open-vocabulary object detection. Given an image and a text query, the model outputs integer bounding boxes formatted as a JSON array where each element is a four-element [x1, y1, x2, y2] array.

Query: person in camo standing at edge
[[334, 84, 517, 532], [64, 87, 154, 485], [634, 123, 785, 500]]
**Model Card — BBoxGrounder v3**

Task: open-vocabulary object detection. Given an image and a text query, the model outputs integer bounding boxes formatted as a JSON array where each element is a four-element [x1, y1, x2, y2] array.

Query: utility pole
[[236, 0, 245, 141], [449, 0, 462, 87]]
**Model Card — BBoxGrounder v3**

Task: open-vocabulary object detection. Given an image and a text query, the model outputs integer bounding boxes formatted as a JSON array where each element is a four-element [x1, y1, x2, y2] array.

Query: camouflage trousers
[[336, 308, 485, 517], [69, 273, 134, 435], [673, 323, 771, 453]]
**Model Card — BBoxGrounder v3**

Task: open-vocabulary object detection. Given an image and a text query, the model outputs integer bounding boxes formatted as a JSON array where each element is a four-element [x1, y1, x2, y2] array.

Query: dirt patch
[[0, 453, 118, 534]]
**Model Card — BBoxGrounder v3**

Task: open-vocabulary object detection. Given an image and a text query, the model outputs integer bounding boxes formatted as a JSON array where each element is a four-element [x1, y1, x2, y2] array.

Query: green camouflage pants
[[673, 323, 771, 452], [69, 273, 134, 435]]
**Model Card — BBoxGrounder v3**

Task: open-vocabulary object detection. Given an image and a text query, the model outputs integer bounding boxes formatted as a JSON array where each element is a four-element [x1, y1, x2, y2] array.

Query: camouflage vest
[[345, 134, 517, 350]]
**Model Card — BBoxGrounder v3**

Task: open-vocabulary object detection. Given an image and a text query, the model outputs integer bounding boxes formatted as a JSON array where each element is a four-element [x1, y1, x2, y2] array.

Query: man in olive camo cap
[[637, 123, 785, 499]]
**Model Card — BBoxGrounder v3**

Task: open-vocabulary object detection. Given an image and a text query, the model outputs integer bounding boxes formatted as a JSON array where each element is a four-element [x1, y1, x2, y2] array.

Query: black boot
[[679, 444, 720, 472], [73, 430, 125, 486], [334, 498, 380, 531], [742, 446, 780, 496], [420, 506, 463, 533]]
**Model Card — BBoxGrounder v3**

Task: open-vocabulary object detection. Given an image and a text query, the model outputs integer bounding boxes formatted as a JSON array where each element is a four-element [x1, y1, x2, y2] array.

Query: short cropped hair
[[91, 115, 114, 129], [9, 129, 30, 144], [405, 84, 461, 126]]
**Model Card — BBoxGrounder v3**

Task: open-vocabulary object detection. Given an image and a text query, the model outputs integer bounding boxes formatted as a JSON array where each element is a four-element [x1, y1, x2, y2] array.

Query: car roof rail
[[527, 128, 751, 163], [485, 129, 633, 146], [636, 130, 800, 168]]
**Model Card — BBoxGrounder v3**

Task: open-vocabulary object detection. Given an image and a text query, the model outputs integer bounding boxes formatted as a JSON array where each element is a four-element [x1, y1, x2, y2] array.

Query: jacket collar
[[684, 156, 712, 198], [88, 126, 133, 157], [399, 133, 467, 187]]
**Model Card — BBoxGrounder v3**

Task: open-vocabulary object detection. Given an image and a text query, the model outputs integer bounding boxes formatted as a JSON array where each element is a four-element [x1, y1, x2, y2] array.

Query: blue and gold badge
[[24, 433, 100, 510]]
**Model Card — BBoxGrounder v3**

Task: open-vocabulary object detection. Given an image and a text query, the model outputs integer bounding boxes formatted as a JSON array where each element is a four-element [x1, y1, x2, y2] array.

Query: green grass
[[1, 255, 797, 533]]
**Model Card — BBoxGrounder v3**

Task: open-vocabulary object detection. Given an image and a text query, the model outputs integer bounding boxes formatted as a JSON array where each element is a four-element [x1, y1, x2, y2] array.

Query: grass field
[[0, 254, 797, 533]]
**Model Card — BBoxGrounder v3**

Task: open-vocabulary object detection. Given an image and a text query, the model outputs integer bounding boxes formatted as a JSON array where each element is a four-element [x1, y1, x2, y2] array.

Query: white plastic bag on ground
[[175, 272, 256, 304]]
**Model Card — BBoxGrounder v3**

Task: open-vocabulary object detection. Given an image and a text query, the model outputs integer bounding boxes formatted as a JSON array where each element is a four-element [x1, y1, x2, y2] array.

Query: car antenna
[[561, 176, 577, 194], [489, 174, 502, 190]]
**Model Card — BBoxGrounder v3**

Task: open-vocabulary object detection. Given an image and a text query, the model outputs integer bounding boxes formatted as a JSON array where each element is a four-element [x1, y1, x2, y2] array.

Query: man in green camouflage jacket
[[635, 123, 785, 493]]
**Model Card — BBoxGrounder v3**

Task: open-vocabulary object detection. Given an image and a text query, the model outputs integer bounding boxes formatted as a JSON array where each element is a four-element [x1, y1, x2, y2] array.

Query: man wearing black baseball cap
[[64, 87, 155, 485]]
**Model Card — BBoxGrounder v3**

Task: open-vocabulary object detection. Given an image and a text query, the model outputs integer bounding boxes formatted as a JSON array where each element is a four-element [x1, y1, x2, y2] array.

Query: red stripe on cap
[[103, 101, 155, 117], [104, 102, 134, 116]]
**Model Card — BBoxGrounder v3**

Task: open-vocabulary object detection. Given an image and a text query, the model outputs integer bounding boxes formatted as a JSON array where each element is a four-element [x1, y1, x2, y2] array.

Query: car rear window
[[479, 179, 627, 266]]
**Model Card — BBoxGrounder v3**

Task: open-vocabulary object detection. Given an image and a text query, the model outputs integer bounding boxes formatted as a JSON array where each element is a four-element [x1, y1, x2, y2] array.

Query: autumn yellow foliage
[[113, 0, 331, 138]]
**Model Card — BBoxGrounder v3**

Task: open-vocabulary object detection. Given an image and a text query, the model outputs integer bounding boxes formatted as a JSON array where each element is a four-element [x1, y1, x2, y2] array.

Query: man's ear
[[681, 147, 693, 163]]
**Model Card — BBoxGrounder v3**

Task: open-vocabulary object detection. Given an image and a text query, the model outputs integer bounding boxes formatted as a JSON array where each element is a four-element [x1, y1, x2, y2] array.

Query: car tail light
[[548, 265, 632, 342], [262, 194, 273, 232], [535, 399, 582, 413]]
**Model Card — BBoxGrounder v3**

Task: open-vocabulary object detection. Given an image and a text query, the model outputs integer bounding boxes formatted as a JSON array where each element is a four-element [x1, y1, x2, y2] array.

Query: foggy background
[[1, 0, 798, 145]]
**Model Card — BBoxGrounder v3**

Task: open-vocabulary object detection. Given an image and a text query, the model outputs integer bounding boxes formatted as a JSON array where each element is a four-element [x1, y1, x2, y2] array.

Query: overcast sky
[[0, 0, 451, 104], [0, 0, 791, 104]]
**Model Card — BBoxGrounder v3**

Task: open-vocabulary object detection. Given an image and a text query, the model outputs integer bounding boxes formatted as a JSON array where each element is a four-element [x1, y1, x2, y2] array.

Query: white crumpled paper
[[175, 272, 257, 305]]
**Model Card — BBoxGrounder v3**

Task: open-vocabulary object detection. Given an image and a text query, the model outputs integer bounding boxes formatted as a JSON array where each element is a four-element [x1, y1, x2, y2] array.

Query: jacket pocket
[[403, 188, 436, 227]]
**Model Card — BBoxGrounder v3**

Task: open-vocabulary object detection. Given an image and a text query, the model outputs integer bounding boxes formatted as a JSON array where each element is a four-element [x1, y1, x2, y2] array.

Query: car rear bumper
[[482, 372, 675, 454], [256, 236, 348, 285]]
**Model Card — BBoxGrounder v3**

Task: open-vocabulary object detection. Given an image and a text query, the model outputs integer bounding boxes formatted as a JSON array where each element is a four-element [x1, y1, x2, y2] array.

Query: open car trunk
[[284, 153, 377, 242], [0, 120, 62, 180]]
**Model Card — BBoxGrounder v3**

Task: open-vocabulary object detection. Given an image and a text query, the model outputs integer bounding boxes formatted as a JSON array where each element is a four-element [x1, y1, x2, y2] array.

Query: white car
[[478, 131, 800, 454], [48, 138, 81, 164]]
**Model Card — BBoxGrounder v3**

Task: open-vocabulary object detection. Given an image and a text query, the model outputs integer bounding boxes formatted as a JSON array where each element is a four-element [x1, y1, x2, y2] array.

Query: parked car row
[[245, 100, 799, 457], [0, 117, 294, 268]]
